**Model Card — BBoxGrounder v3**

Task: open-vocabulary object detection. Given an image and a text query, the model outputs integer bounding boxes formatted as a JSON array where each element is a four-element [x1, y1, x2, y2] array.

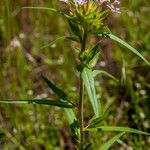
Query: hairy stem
[[79, 28, 87, 150]]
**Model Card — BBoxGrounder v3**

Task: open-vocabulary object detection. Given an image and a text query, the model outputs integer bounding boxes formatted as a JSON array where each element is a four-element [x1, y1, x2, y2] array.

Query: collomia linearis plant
[[0, 0, 150, 149]]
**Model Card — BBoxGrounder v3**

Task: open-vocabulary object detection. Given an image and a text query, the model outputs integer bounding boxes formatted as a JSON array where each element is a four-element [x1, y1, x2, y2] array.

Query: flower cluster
[[60, 0, 120, 13]]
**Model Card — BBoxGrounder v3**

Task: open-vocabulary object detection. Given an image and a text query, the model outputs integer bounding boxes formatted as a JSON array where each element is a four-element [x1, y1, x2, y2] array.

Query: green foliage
[[85, 126, 150, 135], [0, 99, 73, 108], [92, 70, 119, 82], [98, 33, 150, 65], [42, 76, 68, 101], [82, 67, 100, 117], [99, 132, 125, 150], [0, 0, 150, 149]]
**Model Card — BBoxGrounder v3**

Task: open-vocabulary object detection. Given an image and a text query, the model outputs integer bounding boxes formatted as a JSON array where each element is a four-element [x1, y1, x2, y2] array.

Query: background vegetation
[[0, 0, 150, 149]]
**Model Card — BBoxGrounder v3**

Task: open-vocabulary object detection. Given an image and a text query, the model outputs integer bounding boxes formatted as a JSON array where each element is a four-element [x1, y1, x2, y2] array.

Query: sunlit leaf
[[99, 132, 125, 150], [82, 67, 100, 117]]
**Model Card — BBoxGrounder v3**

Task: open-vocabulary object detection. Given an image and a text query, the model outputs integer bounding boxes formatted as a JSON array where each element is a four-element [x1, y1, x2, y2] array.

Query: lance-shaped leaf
[[0, 99, 73, 108], [82, 67, 100, 117], [88, 110, 110, 128], [67, 18, 80, 36], [22, 6, 63, 14], [86, 43, 100, 63], [98, 33, 150, 65], [84, 143, 92, 150], [65, 109, 80, 139], [85, 126, 150, 135], [99, 132, 125, 150], [40, 35, 79, 50], [42, 76, 68, 101], [92, 70, 119, 82]]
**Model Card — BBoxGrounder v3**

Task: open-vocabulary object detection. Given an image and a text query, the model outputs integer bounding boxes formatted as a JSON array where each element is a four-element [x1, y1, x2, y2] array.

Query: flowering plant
[[0, 0, 150, 149]]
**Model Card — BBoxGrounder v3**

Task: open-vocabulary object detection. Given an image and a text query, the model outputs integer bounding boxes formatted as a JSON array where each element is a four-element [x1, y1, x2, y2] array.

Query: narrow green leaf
[[89, 110, 110, 127], [40, 35, 79, 50], [90, 52, 100, 67], [82, 67, 100, 117], [65, 109, 80, 138], [98, 33, 150, 65], [65, 109, 76, 125], [22, 6, 62, 14], [85, 126, 150, 135], [42, 76, 68, 100], [86, 43, 100, 63], [92, 70, 119, 82], [40, 36, 67, 50], [67, 18, 80, 36], [22, 6, 70, 18], [99, 132, 125, 150], [84, 143, 92, 150], [0, 99, 73, 108]]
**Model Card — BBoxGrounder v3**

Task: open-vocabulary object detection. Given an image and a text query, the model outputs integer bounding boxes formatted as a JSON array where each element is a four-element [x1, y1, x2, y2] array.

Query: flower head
[[60, 0, 120, 13]]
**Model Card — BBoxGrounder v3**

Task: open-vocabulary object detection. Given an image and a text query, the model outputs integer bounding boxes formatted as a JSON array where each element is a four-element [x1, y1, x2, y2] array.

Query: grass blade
[[99, 132, 125, 150], [85, 126, 150, 135], [82, 67, 100, 117], [98, 33, 150, 65], [92, 70, 119, 82], [0, 99, 73, 108], [42, 76, 68, 101]]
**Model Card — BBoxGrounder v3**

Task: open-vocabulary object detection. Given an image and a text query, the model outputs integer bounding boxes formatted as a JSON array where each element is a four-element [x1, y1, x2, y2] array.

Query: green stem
[[79, 76, 84, 150], [79, 28, 87, 150]]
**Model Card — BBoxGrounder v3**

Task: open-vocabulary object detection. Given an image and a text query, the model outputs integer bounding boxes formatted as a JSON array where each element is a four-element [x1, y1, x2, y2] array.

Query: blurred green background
[[0, 0, 150, 149]]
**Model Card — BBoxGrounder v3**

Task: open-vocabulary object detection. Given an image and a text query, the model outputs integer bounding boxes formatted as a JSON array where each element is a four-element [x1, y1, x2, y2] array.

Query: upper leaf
[[98, 33, 150, 65], [22, 6, 63, 15]]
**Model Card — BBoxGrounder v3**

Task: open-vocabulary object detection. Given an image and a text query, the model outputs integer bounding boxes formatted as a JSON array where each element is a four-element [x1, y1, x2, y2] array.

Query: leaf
[[92, 70, 119, 82], [22, 6, 62, 14], [42, 76, 68, 101], [89, 110, 110, 127], [65, 109, 80, 138], [99, 132, 125, 150], [0, 99, 74, 108], [40, 36, 67, 50], [85, 126, 150, 135], [40, 35, 79, 50], [89, 52, 100, 67], [86, 43, 100, 63], [82, 67, 100, 117], [98, 33, 150, 65], [65, 109, 77, 125], [84, 143, 92, 150], [67, 18, 80, 36]]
